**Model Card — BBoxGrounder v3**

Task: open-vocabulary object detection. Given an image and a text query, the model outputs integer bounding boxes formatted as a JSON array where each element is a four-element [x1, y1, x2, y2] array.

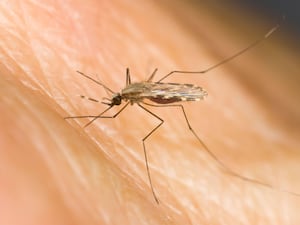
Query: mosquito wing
[[141, 82, 208, 104]]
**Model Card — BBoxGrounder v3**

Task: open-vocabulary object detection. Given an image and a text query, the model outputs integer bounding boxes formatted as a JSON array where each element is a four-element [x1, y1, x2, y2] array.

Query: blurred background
[[194, 0, 300, 35], [233, 0, 300, 33]]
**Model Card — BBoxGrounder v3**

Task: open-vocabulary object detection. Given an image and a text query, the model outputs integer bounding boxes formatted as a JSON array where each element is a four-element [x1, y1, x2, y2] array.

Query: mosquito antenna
[[157, 19, 282, 82], [76, 71, 116, 94]]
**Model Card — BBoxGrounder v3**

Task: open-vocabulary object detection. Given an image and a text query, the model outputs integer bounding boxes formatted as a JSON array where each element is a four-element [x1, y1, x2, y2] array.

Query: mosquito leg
[[64, 102, 130, 128], [147, 68, 158, 82], [84, 102, 130, 127], [138, 103, 164, 204], [126, 68, 131, 86], [64, 115, 100, 119], [64, 105, 113, 120], [157, 23, 280, 83], [142, 102, 300, 197], [142, 102, 231, 168]]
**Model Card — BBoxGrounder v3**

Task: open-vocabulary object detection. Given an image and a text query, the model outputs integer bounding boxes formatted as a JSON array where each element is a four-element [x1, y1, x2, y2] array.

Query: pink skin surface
[[0, 1, 300, 224]]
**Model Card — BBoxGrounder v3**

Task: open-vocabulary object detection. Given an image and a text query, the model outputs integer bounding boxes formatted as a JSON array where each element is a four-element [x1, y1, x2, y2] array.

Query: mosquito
[[65, 21, 299, 204]]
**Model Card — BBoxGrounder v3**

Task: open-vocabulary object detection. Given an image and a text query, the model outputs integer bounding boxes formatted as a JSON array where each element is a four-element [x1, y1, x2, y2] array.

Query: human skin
[[0, 0, 300, 225]]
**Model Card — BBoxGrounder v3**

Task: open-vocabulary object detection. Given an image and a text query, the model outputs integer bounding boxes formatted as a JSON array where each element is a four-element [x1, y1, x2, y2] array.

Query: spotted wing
[[140, 82, 208, 104]]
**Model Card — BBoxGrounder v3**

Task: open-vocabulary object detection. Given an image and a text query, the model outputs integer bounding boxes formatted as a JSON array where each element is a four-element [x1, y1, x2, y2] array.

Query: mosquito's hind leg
[[156, 23, 280, 83]]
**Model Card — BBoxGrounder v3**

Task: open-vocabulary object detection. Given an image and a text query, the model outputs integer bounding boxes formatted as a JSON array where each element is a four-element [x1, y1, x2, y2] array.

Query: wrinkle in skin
[[0, 0, 300, 225]]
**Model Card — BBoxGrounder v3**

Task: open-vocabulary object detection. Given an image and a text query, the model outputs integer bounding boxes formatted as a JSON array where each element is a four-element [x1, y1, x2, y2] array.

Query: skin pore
[[0, 0, 300, 224]]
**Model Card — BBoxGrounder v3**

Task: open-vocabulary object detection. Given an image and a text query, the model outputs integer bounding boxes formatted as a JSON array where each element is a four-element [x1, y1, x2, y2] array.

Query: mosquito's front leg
[[64, 102, 130, 127]]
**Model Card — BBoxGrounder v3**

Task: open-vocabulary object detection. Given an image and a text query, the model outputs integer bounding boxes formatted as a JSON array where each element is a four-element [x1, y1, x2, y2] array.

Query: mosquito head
[[102, 93, 122, 106]]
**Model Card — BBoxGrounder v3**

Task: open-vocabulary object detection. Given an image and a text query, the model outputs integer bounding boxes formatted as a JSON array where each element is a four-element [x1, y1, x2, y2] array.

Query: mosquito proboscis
[[65, 20, 299, 204]]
